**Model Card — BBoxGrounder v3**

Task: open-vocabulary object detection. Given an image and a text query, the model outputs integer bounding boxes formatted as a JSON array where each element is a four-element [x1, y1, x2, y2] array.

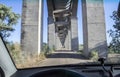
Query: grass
[[90, 51, 99, 61], [16, 52, 46, 68], [107, 53, 120, 63], [7, 43, 120, 68]]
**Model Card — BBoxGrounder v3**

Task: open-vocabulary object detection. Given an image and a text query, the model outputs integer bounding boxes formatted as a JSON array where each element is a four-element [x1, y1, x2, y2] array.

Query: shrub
[[90, 50, 99, 61]]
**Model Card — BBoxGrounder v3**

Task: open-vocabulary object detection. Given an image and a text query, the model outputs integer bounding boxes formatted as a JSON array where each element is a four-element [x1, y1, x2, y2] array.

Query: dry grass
[[16, 53, 46, 68], [107, 54, 120, 63], [6, 43, 48, 68]]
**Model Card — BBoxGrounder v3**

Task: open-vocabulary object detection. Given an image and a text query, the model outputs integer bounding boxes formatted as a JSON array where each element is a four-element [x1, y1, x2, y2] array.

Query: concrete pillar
[[71, 16, 79, 51], [48, 16, 55, 50], [55, 29, 71, 50], [48, 17, 72, 50], [82, 0, 108, 58], [38, 0, 43, 55], [21, 0, 43, 55], [47, 0, 78, 51]]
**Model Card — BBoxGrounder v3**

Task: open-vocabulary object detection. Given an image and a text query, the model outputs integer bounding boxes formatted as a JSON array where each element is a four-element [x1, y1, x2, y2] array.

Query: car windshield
[[0, 0, 120, 69]]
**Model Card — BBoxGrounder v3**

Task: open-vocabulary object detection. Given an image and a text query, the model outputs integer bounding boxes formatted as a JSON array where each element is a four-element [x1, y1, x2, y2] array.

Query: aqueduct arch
[[21, 0, 108, 58]]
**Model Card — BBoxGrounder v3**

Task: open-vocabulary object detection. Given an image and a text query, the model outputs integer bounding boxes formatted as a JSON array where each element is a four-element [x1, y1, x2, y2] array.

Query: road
[[38, 51, 93, 67]]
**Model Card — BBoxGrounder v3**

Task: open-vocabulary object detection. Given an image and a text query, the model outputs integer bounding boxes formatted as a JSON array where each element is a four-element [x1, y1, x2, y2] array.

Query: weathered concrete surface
[[82, 0, 108, 58], [21, 0, 43, 55], [71, 17, 79, 51], [48, 16, 72, 50], [47, 0, 79, 51], [48, 17, 55, 50]]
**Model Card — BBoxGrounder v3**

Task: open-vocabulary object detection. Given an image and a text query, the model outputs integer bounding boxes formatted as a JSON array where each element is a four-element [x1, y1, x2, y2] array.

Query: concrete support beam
[[71, 16, 79, 51], [38, 0, 43, 55], [48, 16, 72, 50], [82, 0, 108, 58], [48, 17, 55, 50], [21, 0, 43, 55], [55, 30, 71, 50], [47, 0, 78, 51]]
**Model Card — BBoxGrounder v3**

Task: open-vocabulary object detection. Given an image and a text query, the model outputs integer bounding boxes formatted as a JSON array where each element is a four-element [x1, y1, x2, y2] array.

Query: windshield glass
[[0, 0, 120, 69]]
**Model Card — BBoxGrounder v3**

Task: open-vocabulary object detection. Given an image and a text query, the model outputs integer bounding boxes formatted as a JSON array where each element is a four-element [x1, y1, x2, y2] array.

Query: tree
[[108, 11, 120, 53], [0, 4, 20, 41]]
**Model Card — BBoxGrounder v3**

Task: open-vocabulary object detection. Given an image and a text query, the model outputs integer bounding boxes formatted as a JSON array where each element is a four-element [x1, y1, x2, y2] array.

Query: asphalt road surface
[[38, 51, 93, 67]]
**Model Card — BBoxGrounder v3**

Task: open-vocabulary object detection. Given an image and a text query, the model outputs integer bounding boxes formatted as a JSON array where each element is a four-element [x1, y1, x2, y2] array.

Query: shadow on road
[[46, 51, 87, 60]]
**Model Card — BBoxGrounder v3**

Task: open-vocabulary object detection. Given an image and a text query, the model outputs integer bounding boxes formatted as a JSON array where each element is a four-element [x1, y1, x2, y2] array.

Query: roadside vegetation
[[6, 42, 49, 68], [1, 4, 120, 68], [108, 11, 120, 53], [0, 4, 20, 41]]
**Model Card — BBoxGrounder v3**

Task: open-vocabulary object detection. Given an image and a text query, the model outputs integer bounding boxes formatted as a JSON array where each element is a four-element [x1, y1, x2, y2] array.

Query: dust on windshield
[[0, 0, 120, 68]]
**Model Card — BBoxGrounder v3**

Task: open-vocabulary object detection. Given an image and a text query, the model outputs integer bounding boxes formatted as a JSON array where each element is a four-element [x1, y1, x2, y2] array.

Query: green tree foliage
[[0, 4, 20, 41], [108, 11, 120, 53]]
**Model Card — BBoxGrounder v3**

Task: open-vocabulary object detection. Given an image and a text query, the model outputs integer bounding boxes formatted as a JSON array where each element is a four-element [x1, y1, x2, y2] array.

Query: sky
[[0, 0, 119, 45]]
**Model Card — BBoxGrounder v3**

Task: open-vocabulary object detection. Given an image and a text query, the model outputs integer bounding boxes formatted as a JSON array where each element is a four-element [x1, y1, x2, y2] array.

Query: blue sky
[[0, 0, 119, 45]]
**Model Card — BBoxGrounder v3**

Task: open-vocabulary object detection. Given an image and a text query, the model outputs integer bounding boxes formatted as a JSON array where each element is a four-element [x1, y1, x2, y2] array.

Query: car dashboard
[[11, 65, 120, 77]]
